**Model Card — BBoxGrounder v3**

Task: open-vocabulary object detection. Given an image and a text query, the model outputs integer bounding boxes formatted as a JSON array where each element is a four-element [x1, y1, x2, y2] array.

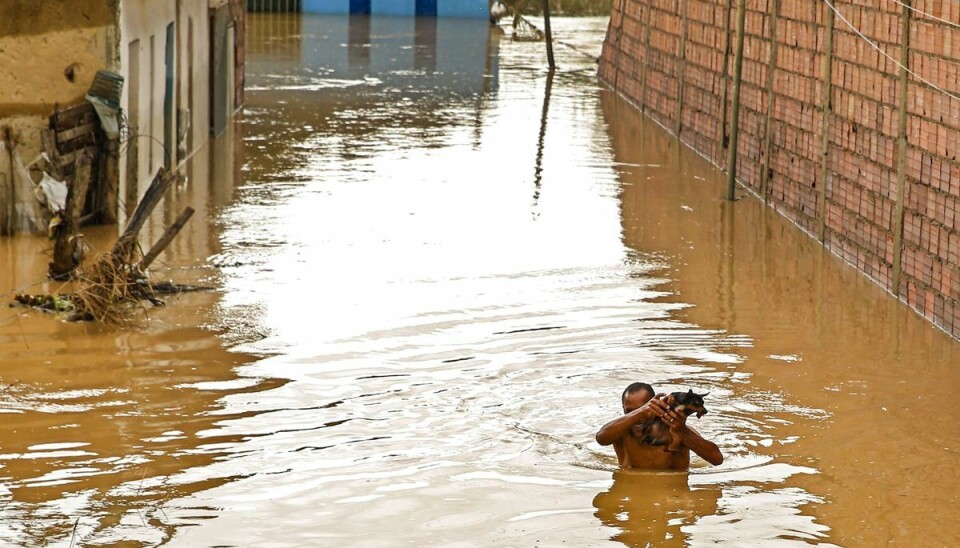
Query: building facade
[[0, 0, 245, 234]]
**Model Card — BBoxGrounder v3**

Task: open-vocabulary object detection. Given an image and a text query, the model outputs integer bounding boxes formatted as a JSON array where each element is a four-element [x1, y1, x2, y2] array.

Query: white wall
[[177, 0, 212, 163], [119, 0, 210, 204]]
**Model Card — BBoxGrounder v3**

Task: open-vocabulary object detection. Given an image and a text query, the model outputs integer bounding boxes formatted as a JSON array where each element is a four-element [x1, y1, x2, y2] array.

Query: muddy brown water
[[1, 14, 958, 547]]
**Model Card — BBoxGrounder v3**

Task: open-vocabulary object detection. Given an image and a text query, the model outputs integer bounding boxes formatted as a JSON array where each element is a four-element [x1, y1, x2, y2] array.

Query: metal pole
[[613, 0, 627, 89], [543, 0, 555, 70], [718, 0, 734, 151], [817, 1, 836, 241], [675, 0, 689, 136], [639, 0, 653, 111], [892, 0, 913, 294], [725, 0, 747, 200], [759, 0, 781, 202]]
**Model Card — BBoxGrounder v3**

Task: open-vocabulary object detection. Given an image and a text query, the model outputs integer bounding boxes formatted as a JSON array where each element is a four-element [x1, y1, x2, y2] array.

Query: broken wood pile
[[44, 101, 119, 279], [42, 102, 99, 192], [14, 168, 206, 324]]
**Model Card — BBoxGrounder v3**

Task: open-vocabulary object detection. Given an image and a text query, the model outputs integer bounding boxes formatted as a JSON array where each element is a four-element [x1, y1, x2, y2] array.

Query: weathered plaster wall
[[118, 0, 241, 203], [0, 1, 115, 36], [0, 0, 116, 152], [1, 0, 243, 233], [119, 0, 177, 196], [210, 0, 247, 138], [600, 0, 960, 339], [0, 0, 116, 234]]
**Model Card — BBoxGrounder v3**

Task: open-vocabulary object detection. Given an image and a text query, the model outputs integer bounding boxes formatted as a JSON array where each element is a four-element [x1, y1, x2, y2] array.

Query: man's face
[[622, 390, 653, 414]]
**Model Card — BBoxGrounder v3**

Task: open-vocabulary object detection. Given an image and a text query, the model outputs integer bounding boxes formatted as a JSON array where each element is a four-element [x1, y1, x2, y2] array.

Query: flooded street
[[2, 13, 960, 547]]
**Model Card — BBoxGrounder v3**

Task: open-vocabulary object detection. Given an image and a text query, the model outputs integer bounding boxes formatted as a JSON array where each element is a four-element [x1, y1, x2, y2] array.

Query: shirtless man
[[595, 382, 723, 469]]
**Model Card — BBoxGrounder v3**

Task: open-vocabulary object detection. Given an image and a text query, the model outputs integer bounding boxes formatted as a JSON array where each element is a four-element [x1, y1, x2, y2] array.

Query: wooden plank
[[140, 207, 195, 269], [58, 146, 98, 169], [58, 133, 97, 155], [56, 122, 96, 144], [49, 149, 93, 279], [99, 139, 119, 224], [111, 168, 179, 262], [52, 102, 95, 129]]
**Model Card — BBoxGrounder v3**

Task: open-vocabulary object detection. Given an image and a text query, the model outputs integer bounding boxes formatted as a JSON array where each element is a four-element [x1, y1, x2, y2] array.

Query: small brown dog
[[638, 389, 709, 452]]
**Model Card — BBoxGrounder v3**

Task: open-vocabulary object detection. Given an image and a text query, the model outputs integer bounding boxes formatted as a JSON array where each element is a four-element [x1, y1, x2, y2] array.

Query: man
[[595, 382, 723, 469]]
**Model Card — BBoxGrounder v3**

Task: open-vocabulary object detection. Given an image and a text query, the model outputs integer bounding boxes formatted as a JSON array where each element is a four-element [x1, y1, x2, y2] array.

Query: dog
[[638, 389, 708, 453]]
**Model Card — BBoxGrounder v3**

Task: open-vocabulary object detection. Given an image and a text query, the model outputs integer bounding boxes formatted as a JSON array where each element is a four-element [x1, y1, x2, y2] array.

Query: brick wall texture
[[600, 0, 960, 340]]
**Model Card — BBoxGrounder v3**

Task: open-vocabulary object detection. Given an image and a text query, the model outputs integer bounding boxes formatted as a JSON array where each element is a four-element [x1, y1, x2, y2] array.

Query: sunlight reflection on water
[[160, 14, 833, 548]]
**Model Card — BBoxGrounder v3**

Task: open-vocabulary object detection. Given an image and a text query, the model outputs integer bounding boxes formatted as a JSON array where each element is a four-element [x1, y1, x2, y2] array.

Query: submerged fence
[[600, 0, 960, 340]]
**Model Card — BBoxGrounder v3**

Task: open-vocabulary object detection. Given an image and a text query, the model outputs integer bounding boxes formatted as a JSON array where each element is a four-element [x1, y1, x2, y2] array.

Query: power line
[[886, 0, 960, 31], [822, 0, 960, 104]]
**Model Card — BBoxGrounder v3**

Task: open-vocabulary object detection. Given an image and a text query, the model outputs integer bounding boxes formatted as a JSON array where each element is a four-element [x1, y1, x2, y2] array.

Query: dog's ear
[[687, 389, 694, 395], [702, 392, 710, 398]]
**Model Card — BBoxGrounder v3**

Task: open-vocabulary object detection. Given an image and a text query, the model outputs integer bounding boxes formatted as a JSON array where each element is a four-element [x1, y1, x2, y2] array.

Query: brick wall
[[600, 0, 960, 340]]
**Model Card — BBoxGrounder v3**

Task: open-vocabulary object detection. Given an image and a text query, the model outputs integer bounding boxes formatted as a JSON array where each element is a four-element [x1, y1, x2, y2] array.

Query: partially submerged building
[[0, 0, 245, 235]]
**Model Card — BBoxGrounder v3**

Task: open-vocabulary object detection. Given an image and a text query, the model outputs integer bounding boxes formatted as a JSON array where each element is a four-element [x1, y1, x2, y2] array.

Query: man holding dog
[[595, 382, 723, 469]]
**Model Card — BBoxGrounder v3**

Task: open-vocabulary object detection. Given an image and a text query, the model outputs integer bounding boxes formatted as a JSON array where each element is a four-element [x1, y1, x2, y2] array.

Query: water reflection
[[593, 471, 721, 546], [0, 108, 260, 545], [532, 70, 554, 214], [603, 85, 960, 546]]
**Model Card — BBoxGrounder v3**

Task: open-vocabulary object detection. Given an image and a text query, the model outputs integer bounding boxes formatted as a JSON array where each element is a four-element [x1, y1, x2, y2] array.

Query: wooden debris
[[67, 168, 180, 323], [49, 149, 93, 279], [14, 294, 75, 313], [14, 167, 204, 325], [141, 206, 195, 270]]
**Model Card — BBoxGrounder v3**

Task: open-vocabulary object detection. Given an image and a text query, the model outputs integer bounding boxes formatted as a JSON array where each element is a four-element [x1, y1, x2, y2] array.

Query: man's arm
[[679, 426, 723, 465], [595, 396, 668, 446], [664, 408, 723, 465]]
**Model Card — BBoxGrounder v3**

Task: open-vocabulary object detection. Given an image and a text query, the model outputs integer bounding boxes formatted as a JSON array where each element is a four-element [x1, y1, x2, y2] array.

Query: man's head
[[621, 382, 655, 414]]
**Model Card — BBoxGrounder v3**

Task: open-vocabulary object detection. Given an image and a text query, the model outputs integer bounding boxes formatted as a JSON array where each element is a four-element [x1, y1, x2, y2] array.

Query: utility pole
[[725, 0, 747, 200], [543, 0, 555, 70]]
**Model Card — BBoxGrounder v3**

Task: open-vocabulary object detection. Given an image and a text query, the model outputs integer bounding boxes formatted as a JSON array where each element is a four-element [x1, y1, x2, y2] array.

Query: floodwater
[[1, 13, 959, 547]]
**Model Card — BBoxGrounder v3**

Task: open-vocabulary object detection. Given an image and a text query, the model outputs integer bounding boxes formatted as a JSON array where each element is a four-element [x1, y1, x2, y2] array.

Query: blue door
[[164, 22, 175, 168], [350, 0, 371, 14], [416, 0, 437, 17]]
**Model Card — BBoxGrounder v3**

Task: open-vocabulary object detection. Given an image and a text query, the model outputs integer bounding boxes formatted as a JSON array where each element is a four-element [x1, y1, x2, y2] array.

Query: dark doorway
[[164, 22, 175, 169], [349, 0, 370, 15], [415, 0, 437, 17]]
